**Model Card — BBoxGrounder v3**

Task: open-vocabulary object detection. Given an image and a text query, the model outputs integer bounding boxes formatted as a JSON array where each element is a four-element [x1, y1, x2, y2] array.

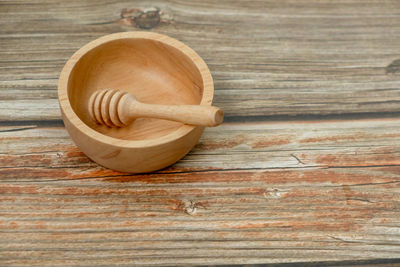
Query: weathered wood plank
[[2, 0, 400, 265], [1, 120, 399, 265], [2, 119, 400, 174], [1, 0, 400, 121]]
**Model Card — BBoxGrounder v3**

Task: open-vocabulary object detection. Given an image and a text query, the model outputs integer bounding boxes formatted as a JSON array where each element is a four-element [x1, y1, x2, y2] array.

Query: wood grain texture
[[1, 0, 400, 266], [1, 0, 400, 121], [1, 120, 400, 265]]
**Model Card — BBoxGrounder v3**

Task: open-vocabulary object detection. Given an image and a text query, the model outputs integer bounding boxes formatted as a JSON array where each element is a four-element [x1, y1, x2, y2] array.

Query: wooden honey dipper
[[88, 89, 224, 127]]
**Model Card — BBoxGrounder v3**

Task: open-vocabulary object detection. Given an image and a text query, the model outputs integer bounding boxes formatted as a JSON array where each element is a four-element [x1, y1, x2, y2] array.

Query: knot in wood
[[134, 10, 161, 29]]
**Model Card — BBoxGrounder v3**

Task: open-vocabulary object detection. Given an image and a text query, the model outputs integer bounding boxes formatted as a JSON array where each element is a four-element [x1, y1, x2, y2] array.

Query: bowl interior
[[67, 38, 203, 140]]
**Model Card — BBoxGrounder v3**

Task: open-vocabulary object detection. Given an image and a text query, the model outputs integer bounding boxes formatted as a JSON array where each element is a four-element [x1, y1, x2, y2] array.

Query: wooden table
[[1, 1, 400, 266]]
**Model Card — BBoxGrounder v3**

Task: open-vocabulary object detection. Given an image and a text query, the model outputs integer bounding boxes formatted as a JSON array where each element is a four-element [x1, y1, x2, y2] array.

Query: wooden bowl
[[58, 32, 214, 173]]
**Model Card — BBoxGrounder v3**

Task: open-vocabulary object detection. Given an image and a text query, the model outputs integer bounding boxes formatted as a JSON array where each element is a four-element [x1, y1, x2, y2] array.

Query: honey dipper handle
[[129, 102, 223, 127], [118, 94, 224, 126]]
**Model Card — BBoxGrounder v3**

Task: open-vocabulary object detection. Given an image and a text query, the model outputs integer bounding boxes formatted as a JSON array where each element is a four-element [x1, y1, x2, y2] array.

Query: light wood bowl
[[58, 32, 214, 173]]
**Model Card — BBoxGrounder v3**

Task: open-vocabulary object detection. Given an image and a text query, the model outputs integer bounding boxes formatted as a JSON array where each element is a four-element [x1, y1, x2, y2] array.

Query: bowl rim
[[58, 31, 214, 148]]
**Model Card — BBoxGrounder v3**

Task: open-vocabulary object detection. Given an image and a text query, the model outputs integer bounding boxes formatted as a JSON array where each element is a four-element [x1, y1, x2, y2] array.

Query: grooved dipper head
[[88, 89, 132, 128]]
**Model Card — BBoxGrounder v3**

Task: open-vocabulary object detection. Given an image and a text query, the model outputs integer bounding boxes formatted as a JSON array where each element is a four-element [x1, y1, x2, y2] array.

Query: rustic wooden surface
[[1, 0, 400, 266]]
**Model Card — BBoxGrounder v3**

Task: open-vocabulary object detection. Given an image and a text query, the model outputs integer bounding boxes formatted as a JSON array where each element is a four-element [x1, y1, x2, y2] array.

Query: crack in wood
[[291, 153, 305, 165]]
